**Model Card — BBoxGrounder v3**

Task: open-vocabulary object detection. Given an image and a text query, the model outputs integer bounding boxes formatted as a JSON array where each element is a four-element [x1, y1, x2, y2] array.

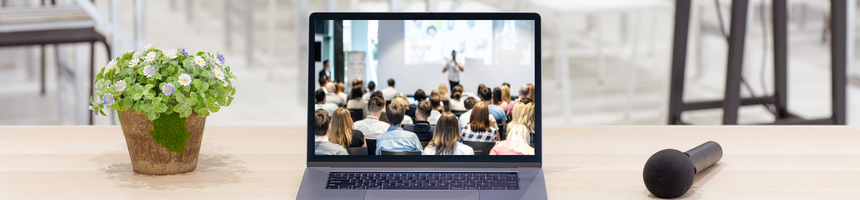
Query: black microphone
[[642, 141, 723, 198]]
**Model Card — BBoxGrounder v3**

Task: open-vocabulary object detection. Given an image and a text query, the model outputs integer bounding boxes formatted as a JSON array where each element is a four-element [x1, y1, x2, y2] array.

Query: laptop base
[[297, 167, 547, 200]]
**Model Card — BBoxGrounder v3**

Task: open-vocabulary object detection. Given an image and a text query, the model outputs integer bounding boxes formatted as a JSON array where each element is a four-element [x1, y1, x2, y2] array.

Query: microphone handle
[[684, 141, 723, 174]]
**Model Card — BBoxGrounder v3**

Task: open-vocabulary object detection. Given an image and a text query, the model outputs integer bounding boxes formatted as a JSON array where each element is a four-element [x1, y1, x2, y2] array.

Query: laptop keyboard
[[326, 172, 519, 190]]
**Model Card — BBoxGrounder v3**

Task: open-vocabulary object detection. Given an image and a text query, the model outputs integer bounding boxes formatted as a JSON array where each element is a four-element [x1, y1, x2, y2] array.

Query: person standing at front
[[443, 50, 464, 93]]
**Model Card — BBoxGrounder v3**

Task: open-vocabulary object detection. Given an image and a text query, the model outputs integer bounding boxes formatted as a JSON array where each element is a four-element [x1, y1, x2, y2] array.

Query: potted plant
[[89, 44, 236, 175]]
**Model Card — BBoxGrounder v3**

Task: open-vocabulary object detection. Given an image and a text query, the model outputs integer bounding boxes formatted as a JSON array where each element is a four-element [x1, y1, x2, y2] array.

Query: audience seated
[[406, 89, 426, 121], [507, 99, 535, 134], [381, 78, 398, 101], [507, 84, 530, 116], [490, 124, 534, 155], [375, 99, 423, 155], [369, 91, 389, 123], [353, 97, 389, 139], [498, 85, 512, 113], [423, 113, 474, 155], [362, 81, 376, 101], [480, 87, 508, 125], [461, 102, 499, 142], [318, 76, 329, 91], [508, 98, 536, 143], [324, 82, 345, 107], [391, 95, 413, 125], [330, 108, 366, 147], [449, 85, 466, 111], [346, 86, 368, 117], [427, 95, 443, 124], [314, 109, 348, 155], [458, 97, 498, 130], [336, 82, 348, 104], [314, 89, 338, 116], [476, 84, 487, 101], [437, 84, 450, 101], [403, 101, 435, 141]]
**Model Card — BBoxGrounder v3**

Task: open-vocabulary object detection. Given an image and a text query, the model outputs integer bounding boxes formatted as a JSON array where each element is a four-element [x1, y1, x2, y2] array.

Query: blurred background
[[0, 0, 858, 127]]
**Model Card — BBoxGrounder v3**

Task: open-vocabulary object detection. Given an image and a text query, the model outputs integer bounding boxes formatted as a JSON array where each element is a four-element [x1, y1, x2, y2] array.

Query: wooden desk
[[1, 126, 858, 199]]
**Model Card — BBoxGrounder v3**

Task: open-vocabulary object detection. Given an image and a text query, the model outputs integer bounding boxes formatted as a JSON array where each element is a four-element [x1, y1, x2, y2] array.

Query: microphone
[[642, 141, 723, 198]]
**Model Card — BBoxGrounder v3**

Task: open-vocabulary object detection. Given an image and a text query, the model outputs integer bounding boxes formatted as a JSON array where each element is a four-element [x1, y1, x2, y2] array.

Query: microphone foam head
[[643, 149, 695, 198]]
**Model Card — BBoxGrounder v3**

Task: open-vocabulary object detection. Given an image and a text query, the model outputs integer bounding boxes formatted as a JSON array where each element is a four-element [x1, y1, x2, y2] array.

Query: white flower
[[105, 59, 117, 72], [115, 80, 127, 92], [133, 43, 152, 59], [213, 68, 225, 81], [128, 59, 140, 68], [144, 52, 157, 63], [164, 49, 178, 60], [193, 56, 205, 67], [178, 73, 192, 86]]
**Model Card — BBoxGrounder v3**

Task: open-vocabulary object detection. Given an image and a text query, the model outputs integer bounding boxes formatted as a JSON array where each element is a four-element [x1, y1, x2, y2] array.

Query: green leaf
[[196, 51, 205, 56], [121, 98, 134, 110], [206, 96, 215, 106], [210, 103, 221, 113], [182, 85, 191, 93], [226, 96, 234, 106], [217, 95, 227, 105], [140, 103, 152, 113], [174, 92, 186, 104], [185, 97, 197, 106], [155, 103, 168, 113], [195, 107, 210, 117], [145, 110, 158, 121]]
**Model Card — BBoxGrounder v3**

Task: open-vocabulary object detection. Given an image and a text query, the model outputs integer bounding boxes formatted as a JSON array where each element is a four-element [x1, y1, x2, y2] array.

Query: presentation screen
[[312, 19, 536, 158]]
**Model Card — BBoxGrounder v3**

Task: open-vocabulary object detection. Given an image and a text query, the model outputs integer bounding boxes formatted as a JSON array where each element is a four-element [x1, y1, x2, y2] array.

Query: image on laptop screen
[[311, 19, 536, 157]]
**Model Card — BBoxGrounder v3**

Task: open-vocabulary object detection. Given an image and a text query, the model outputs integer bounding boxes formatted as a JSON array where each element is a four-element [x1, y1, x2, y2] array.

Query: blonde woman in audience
[[391, 96, 414, 125], [437, 84, 450, 101], [424, 113, 474, 155], [500, 85, 513, 112], [336, 82, 348, 103], [329, 108, 365, 147], [314, 109, 348, 155], [507, 99, 535, 133], [490, 124, 535, 155]]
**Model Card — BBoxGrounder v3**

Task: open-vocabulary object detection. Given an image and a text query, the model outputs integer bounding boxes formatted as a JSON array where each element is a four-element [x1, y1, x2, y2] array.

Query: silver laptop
[[298, 12, 545, 200]]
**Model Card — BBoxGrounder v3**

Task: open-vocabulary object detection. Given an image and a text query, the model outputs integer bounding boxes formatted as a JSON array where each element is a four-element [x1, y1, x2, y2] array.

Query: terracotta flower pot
[[118, 109, 206, 175]]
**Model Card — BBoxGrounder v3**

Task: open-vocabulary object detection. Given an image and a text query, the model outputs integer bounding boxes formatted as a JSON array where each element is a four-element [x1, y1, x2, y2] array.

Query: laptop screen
[[308, 13, 540, 165]]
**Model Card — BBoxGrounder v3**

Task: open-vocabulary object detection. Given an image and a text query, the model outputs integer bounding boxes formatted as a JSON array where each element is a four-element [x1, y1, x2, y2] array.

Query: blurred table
[[0, 126, 858, 199]]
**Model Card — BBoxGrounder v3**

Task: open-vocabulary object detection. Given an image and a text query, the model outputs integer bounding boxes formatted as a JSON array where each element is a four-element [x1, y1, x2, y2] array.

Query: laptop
[[298, 12, 546, 200]]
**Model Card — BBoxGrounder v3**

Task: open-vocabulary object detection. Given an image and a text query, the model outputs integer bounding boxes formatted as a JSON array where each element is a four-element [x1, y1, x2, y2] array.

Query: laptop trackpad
[[365, 190, 478, 200]]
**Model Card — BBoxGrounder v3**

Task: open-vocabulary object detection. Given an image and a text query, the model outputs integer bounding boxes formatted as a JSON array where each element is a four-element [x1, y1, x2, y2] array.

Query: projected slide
[[404, 20, 493, 65]]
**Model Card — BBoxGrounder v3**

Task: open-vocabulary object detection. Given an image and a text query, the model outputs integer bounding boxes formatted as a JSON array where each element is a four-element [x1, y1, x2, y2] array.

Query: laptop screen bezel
[[307, 12, 542, 167]]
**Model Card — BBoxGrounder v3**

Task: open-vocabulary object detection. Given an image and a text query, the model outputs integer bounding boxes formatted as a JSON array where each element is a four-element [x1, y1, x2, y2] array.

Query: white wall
[[375, 20, 535, 95]]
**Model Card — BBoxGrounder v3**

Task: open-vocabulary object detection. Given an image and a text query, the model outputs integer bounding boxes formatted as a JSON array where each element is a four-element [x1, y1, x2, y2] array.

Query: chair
[[346, 147, 368, 155], [420, 141, 430, 148], [380, 150, 422, 155], [497, 121, 507, 141], [0, 5, 112, 125], [442, 100, 450, 112], [348, 108, 364, 122], [365, 139, 377, 156], [451, 110, 467, 118], [462, 141, 497, 155]]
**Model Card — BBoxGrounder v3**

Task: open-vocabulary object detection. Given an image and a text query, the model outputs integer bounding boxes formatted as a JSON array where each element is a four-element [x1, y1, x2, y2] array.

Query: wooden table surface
[[1, 126, 859, 199]]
